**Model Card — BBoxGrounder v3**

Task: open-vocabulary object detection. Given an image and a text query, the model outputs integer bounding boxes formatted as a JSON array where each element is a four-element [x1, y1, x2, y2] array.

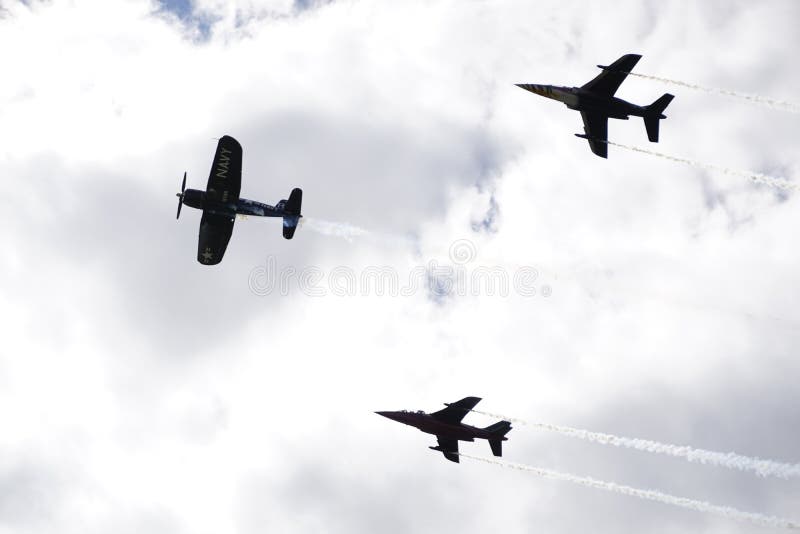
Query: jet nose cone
[[375, 411, 402, 422]]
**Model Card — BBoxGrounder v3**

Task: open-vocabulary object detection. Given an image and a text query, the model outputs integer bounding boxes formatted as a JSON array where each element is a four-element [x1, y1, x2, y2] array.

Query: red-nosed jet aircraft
[[517, 54, 674, 158]]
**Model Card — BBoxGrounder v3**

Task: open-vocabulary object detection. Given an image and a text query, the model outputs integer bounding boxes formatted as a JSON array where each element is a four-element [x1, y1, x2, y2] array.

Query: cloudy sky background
[[1, 0, 799, 532]]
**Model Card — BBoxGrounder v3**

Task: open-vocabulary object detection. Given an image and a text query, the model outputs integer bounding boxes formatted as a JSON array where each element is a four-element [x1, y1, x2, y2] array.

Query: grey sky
[[0, 0, 798, 533]]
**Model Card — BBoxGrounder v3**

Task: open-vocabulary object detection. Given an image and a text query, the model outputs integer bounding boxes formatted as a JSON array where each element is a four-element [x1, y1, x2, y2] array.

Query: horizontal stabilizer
[[285, 188, 302, 216], [282, 188, 302, 240], [643, 94, 674, 143], [644, 117, 660, 142], [484, 420, 512, 436], [283, 216, 300, 239], [485, 421, 511, 457], [648, 93, 675, 118]]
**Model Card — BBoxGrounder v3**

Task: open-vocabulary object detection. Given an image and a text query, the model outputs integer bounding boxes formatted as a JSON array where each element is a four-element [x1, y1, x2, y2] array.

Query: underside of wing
[[206, 135, 243, 206], [197, 212, 235, 265], [436, 436, 460, 463], [580, 111, 609, 158], [431, 396, 482, 424], [581, 54, 641, 96]]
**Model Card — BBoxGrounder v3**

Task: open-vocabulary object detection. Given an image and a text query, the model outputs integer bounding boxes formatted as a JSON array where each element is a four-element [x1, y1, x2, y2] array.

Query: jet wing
[[206, 135, 242, 205], [580, 54, 641, 96], [431, 396, 482, 424], [579, 111, 608, 158], [436, 436, 460, 463], [197, 212, 234, 265]]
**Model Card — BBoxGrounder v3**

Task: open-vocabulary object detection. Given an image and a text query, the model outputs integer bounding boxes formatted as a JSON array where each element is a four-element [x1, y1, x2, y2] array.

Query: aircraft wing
[[206, 135, 242, 205], [579, 111, 608, 158], [431, 396, 482, 424], [436, 436, 460, 463], [580, 54, 642, 96], [197, 212, 234, 265]]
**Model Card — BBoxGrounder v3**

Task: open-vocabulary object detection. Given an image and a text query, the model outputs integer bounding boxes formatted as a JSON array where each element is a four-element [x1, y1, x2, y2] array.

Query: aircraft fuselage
[[521, 83, 654, 120], [181, 188, 292, 219], [375, 411, 500, 442]]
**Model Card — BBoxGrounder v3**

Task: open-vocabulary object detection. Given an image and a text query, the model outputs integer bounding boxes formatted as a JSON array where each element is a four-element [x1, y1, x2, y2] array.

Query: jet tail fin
[[489, 439, 503, 457], [484, 420, 512, 457], [643, 93, 674, 142], [281, 188, 302, 239]]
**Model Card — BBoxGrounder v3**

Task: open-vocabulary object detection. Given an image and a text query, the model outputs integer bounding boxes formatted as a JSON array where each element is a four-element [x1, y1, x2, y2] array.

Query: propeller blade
[[176, 172, 187, 219]]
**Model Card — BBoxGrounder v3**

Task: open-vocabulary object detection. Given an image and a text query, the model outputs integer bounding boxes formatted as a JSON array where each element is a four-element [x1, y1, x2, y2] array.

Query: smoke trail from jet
[[625, 71, 800, 114], [471, 410, 800, 480], [302, 217, 371, 242], [460, 454, 800, 529], [603, 141, 796, 192]]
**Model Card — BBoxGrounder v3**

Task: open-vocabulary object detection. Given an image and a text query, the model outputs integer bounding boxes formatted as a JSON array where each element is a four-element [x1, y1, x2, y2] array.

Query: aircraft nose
[[375, 411, 401, 422], [516, 83, 545, 93]]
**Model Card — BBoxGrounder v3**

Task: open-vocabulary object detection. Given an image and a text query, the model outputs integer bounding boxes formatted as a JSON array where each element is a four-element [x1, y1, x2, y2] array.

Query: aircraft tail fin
[[643, 93, 674, 142], [485, 420, 512, 457], [281, 188, 302, 240]]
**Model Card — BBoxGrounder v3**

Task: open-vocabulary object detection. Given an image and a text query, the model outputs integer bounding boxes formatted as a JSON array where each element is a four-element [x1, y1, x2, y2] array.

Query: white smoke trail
[[302, 217, 419, 249], [625, 71, 800, 114], [460, 454, 800, 530], [301, 217, 371, 242], [604, 140, 797, 192], [472, 410, 800, 480]]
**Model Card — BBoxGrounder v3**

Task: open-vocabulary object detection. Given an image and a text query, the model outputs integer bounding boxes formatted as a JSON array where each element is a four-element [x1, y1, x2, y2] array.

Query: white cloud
[[0, 0, 799, 533]]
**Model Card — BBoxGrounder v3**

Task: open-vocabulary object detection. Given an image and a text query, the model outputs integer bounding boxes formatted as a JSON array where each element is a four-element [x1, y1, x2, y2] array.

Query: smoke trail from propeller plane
[[461, 454, 800, 530], [302, 217, 419, 250], [471, 410, 800, 480], [302, 218, 371, 242], [626, 71, 800, 114]]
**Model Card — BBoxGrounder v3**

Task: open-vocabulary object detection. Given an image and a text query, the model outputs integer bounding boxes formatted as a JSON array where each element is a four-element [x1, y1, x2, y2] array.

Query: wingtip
[[218, 135, 243, 150]]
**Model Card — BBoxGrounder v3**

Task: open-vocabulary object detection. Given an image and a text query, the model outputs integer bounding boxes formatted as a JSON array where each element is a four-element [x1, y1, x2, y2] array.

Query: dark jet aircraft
[[176, 135, 303, 265], [517, 54, 674, 158], [376, 397, 512, 463]]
